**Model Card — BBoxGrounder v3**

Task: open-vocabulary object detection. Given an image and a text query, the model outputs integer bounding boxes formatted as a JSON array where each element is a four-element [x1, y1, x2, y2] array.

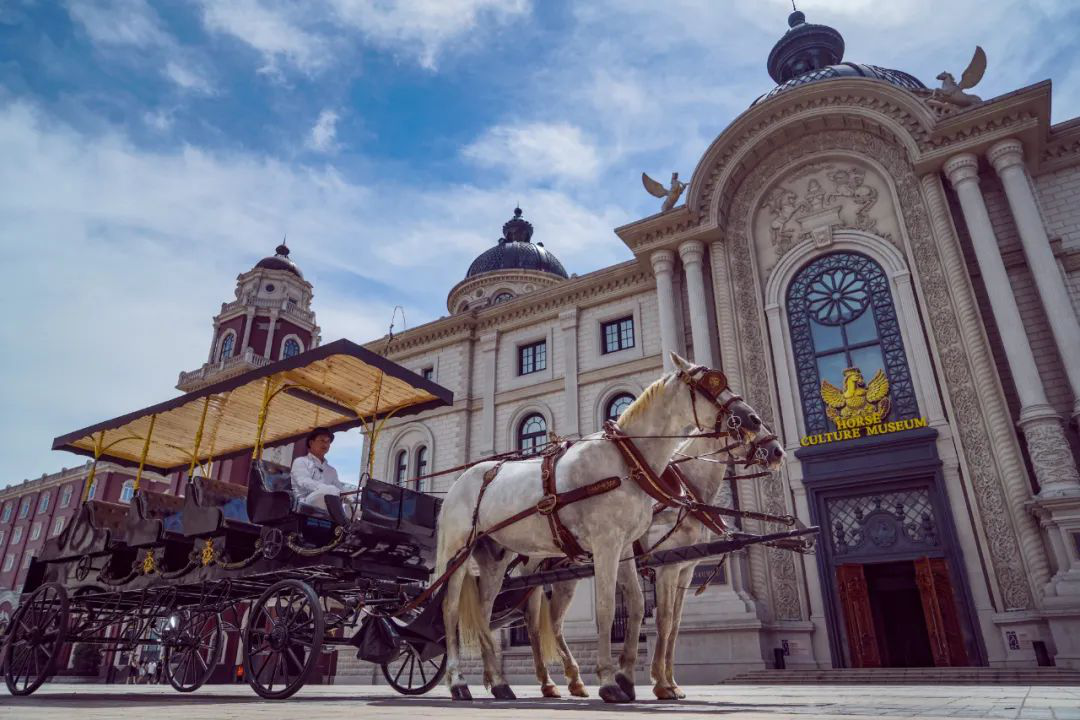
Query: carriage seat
[[360, 480, 440, 539], [247, 460, 336, 526], [181, 476, 257, 537], [137, 490, 185, 531]]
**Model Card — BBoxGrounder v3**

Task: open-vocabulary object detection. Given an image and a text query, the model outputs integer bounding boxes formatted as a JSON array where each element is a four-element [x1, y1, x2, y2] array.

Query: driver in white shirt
[[290, 427, 350, 511]]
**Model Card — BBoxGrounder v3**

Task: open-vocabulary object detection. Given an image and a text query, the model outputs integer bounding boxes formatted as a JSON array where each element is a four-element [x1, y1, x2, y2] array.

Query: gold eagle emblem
[[821, 367, 890, 426]]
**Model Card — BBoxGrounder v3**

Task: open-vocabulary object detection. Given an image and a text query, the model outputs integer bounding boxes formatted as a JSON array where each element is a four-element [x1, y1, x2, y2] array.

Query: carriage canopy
[[52, 338, 453, 473]]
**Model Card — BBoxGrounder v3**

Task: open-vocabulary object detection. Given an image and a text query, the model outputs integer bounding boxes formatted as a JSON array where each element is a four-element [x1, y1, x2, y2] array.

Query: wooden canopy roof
[[52, 339, 453, 473]]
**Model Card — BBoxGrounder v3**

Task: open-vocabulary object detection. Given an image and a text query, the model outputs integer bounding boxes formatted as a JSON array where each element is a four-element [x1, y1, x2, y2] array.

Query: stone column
[[678, 240, 716, 368], [988, 138, 1080, 422], [651, 249, 680, 371], [263, 310, 279, 359], [240, 307, 255, 353], [944, 153, 1080, 496], [560, 309, 580, 438], [479, 331, 499, 457]]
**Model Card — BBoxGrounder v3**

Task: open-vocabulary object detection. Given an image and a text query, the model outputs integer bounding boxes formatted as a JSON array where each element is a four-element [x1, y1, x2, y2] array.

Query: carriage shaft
[[498, 527, 818, 591]]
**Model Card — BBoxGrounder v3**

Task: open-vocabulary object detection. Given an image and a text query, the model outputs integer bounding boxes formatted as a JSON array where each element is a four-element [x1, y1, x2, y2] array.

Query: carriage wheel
[[163, 610, 221, 692], [3, 583, 69, 696], [242, 579, 324, 700], [381, 642, 446, 695]]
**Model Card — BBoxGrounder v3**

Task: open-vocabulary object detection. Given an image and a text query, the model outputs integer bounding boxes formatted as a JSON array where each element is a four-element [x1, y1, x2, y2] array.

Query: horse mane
[[617, 372, 672, 427]]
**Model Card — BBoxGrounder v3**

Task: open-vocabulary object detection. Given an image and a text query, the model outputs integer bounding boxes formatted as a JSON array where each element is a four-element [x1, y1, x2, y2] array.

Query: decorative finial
[[275, 234, 289, 257], [502, 207, 534, 243]]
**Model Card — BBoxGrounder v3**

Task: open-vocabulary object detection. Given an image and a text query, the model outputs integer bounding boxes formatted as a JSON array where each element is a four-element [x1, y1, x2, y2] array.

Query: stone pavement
[[1, 683, 1079, 720]]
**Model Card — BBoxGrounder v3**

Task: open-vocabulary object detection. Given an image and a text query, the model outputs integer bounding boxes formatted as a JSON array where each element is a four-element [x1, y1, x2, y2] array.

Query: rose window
[[806, 269, 869, 325]]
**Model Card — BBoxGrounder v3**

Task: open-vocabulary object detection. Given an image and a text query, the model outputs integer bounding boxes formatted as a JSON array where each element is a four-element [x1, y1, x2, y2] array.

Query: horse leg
[[524, 585, 559, 697], [650, 564, 680, 700], [474, 549, 515, 699], [665, 564, 695, 699], [592, 544, 629, 703], [547, 579, 588, 697], [615, 560, 644, 701], [441, 566, 473, 700]]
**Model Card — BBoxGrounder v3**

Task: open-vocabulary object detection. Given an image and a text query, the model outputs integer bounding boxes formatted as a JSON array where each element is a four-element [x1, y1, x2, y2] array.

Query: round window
[[265, 284, 275, 292]]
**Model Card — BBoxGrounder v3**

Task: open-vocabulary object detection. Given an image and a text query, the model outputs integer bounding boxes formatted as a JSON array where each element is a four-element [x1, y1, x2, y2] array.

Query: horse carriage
[[2, 339, 817, 703]]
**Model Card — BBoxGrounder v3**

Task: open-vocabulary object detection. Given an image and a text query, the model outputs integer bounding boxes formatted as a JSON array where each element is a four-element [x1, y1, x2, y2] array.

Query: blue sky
[[2, 0, 1078, 486]]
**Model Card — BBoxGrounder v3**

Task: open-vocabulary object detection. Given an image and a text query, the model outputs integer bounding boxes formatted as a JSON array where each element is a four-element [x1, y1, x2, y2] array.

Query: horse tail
[[456, 572, 485, 656], [536, 592, 560, 665]]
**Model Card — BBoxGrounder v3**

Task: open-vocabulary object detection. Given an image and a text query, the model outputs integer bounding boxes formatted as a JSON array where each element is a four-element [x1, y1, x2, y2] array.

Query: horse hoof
[[599, 684, 631, 704], [653, 684, 678, 700], [450, 685, 473, 701], [614, 673, 636, 701], [672, 685, 686, 699], [491, 684, 516, 700], [568, 680, 589, 697], [541, 684, 561, 698]]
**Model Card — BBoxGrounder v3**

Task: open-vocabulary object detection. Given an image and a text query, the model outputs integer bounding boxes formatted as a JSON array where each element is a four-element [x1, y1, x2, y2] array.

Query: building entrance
[[837, 557, 969, 668]]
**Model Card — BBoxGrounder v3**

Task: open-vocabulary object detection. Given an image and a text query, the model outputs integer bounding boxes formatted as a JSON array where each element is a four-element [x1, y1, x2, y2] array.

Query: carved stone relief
[[720, 128, 1035, 615]]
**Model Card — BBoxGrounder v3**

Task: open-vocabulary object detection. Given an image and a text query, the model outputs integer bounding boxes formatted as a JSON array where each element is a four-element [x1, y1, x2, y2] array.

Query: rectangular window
[[1, 503, 11, 523], [18, 498, 31, 519], [518, 340, 547, 375], [60, 485, 73, 508], [2, 554, 12, 572], [30, 522, 41, 541], [51, 517, 64, 537], [12, 527, 22, 544], [21, 554, 31, 569], [421, 367, 434, 381], [0, 530, 5, 545], [601, 317, 635, 354], [37, 491, 50, 514]]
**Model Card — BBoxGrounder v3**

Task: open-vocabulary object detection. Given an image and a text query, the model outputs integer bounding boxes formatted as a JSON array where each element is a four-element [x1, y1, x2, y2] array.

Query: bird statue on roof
[[934, 46, 987, 107], [642, 171, 688, 212]]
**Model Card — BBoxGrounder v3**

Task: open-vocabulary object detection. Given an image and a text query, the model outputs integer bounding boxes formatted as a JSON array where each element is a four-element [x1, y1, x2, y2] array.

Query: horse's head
[[670, 352, 785, 471]]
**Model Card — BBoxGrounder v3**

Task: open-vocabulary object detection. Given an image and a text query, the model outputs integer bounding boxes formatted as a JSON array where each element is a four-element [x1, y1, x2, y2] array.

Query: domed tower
[[753, 9, 924, 105], [447, 208, 569, 314], [177, 242, 322, 391]]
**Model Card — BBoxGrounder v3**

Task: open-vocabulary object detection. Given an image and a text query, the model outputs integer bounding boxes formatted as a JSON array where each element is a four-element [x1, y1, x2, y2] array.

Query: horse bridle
[[677, 364, 778, 469]]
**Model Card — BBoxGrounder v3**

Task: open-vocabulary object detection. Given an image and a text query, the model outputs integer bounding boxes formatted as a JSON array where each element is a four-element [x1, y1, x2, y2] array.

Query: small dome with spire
[[465, 208, 568, 279], [754, 9, 924, 105], [254, 241, 303, 278]]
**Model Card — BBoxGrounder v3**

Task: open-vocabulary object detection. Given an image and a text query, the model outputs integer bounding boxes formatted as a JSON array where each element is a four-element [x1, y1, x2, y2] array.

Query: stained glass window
[[786, 252, 917, 434]]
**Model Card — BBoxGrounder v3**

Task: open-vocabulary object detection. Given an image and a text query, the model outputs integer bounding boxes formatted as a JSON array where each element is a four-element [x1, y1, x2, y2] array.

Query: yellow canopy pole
[[252, 377, 273, 460], [82, 431, 105, 503], [133, 414, 157, 493], [187, 396, 211, 478], [364, 370, 386, 477]]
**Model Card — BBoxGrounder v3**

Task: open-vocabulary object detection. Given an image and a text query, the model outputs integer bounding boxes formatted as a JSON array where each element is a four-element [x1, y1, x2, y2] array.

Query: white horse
[[433, 353, 775, 703], [519, 429, 785, 700]]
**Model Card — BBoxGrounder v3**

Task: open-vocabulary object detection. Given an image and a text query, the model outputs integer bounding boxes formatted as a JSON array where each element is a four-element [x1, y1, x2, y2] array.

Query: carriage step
[[724, 667, 1080, 685]]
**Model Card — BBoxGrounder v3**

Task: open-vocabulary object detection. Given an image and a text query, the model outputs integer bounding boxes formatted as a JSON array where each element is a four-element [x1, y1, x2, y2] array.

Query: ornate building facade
[[362, 11, 1080, 677]]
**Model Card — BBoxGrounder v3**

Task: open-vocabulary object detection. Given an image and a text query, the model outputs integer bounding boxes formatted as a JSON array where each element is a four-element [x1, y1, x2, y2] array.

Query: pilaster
[[651, 249, 680, 371], [479, 331, 499, 457], [678, 240, 716, 368], [560, 309, 580, 438]]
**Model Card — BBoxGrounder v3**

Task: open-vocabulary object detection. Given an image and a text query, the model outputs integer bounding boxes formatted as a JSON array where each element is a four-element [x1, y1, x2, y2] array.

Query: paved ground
[[2, 684, 1079, 720]]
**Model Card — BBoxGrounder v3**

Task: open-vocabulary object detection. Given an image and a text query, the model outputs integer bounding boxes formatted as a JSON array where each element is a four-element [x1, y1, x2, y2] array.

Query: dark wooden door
[[837, 564, 882, 667], [914, 556, 969, 666]]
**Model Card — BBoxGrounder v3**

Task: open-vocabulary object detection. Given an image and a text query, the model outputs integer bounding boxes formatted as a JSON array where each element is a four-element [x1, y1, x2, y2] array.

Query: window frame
[[218, 331, 237, 362], [518, 340, 547, 376], [394, 450, 408, 486], [600, 316, 635, 355], [59, 485, 73, 508], [414, 446, 428, 487], [51, 517, 65, 537], [517, 413, 548, 456], [2, 554, 13, 572], [18, 498, 31, 519], [1, 503, 10, 523], [421, 367, 434, 381], [12, 526, 23, 544], [37, 491, 50, 514], [30, 522, 41, 541], [119, 480, 135, 504], [605, 393, 636, 423]]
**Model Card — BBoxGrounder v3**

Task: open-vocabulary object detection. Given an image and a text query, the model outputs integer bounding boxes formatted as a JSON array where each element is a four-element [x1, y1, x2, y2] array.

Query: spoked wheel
[[3, 583, 69, 696], [381, 641, 446, 695], [242, 579, 324, 700], [163, 609, 222, 692]]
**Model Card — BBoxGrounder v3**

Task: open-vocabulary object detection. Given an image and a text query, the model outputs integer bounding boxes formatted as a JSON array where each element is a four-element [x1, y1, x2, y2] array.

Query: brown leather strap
[[662, 464, 729, 536], [542, 443, 590, 560], [604, 421, 685, 508]]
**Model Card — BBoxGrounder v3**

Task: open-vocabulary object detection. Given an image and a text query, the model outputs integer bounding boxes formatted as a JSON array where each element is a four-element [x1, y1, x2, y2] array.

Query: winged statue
[[821, 367, 891, 425], [642, 171, 687, 212], [934, 46, 987, 107]]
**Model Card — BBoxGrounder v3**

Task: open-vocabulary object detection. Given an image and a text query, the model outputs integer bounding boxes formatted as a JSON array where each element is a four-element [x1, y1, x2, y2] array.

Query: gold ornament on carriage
[[141, 550, 156, 575], [201, 538, 216, 566]]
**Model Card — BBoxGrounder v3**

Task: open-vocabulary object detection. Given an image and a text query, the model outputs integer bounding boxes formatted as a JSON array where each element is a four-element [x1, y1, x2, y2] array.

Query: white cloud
[[164, 61, 215, 94], [67, 0, 170, 49], [307, 109, 341, 153], [463, 122, 602, 183], [198, 0, 333, 74]]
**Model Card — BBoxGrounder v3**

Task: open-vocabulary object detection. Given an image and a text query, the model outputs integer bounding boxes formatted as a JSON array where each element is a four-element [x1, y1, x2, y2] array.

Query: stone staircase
[[724, 667, 1080, 686]]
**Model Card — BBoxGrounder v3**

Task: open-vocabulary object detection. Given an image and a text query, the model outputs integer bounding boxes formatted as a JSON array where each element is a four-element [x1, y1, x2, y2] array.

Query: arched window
[[37, 491, 50, 514], [492, 292, 514, 304], [282, 338, 301, 359], [51, 517, 65, 537], [219, 333, 235, 362], [414, 446, 428, 490], [59, 485, 73, 508], [394, 450, 408, 486], [86, 478, 97, 501], [518, 414, 547, 456], [786, 252, 917, 435], [120, 480, 135, 504], [30, 522, 41, 541], [605, 393, 636, 423]]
